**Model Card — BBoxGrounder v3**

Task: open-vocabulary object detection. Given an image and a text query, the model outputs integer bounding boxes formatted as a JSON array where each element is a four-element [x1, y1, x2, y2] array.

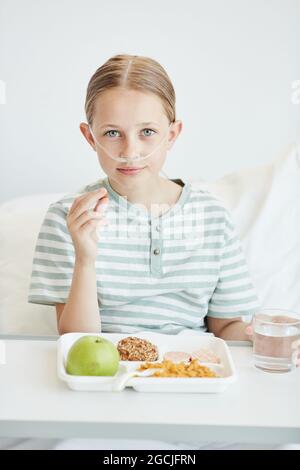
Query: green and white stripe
[[28, 177, 260, 334]]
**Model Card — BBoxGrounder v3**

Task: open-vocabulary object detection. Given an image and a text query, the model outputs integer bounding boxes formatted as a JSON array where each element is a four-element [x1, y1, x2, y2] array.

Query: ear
[[166, 120, 183, 151], [79, 122, 97, 151]]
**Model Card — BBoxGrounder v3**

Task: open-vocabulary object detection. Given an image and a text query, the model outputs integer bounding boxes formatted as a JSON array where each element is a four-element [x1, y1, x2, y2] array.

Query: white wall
[[1, 0, 299, 202]]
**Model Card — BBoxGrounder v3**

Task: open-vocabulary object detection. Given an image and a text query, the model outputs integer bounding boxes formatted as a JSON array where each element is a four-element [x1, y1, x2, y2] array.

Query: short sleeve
[[27, 202, 75, 306], [207, 209, 261, 319]]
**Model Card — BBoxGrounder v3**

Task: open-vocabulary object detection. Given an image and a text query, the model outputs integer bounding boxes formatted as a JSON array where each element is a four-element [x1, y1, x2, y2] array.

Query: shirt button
[[153, 248, 160, 255]]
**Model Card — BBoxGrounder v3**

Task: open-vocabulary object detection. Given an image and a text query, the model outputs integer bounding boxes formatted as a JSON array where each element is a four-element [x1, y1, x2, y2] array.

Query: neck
[[110, 173, 166, 203], [110, 173, 183, 215], [107, 174, 183, 217]]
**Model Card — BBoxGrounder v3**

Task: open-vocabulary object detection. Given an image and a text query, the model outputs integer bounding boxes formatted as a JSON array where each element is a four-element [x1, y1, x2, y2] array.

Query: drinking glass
[[253, 308, 300, 373]]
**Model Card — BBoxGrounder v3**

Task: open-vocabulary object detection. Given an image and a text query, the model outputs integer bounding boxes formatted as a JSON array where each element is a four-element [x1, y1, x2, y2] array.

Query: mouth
[[117, 167, 145, 175]]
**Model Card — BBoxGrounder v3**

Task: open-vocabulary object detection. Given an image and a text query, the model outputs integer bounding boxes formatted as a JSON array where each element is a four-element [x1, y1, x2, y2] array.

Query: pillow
[[190, 142, 300, 314], [0, 193, 65, 335]]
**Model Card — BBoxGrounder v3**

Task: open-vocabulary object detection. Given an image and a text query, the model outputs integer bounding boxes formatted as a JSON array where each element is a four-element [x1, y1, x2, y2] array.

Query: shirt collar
[[102, 176, 191, 221]]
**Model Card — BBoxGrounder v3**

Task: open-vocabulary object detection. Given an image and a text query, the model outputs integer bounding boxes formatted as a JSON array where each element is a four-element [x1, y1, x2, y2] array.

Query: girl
[[28, 53, 259, 340]]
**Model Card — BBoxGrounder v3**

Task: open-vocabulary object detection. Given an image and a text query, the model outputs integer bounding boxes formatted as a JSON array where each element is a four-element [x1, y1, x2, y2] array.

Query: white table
[[0, 335, 300, 445]]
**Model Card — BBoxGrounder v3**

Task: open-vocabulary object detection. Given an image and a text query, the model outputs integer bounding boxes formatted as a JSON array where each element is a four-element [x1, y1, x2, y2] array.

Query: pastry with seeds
[[117, 336, 159, 361]]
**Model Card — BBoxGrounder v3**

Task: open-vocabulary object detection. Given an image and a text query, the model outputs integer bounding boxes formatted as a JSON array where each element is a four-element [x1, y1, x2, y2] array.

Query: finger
[[72, 208, 106, 230], [80, 217, 108, 232], [292, 349, 300, 367], [69, 189, 108, 220], [245, 324, 253, 335], [94, 196, 109, 213], [69, 188, 107, 216], [291, 339, 300, 350], [293, 349, 300, 367], [86, 197, 109, 221], [68, 194, 87, 215]]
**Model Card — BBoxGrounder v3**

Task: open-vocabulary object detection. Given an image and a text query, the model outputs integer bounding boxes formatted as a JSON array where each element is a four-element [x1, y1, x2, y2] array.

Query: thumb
[[245, 322, 254, 341], [245, 324, 253, 335]]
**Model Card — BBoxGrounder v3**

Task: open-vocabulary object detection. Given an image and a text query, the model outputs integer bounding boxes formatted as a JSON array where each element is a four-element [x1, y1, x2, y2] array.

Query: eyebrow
[[99, 121, 159, 129]]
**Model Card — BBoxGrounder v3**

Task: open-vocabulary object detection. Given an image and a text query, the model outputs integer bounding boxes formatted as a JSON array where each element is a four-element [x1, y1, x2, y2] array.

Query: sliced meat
[[190, 348, 221, 364], [163, 351, 191, 363]]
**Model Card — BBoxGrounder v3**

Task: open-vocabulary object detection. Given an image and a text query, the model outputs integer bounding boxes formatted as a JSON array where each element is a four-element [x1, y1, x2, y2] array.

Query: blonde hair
[[85, 54, 176, 126]]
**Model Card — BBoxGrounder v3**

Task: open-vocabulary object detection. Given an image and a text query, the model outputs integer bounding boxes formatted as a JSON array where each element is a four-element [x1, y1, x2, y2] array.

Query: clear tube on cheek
[[89, 123, 172, 164], [88, 123, 172, 190]]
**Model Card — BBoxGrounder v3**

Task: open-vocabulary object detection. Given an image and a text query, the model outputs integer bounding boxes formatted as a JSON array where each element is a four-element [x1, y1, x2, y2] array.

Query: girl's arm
[[207, 317, 251, 341], [57, 188, 109, 335], [57, 258, 101, 335]]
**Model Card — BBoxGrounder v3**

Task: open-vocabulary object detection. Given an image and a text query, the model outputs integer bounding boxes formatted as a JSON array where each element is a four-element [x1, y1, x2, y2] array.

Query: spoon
[[111, 368, 156, 392], [111, 362, 225, 391]]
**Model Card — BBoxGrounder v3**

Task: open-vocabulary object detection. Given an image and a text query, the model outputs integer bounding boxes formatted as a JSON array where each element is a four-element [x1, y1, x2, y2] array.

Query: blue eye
[[142, 128, 155, 137], [104, 130, 120, 138], [104, 128, 156, 138]]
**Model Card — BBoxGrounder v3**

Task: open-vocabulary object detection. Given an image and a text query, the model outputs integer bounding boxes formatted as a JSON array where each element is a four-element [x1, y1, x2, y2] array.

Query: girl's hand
[[244, 322, 300, 367], [245, 322, 254, 342], [291, 339, 300, 367], [67, 188, 109, 264]]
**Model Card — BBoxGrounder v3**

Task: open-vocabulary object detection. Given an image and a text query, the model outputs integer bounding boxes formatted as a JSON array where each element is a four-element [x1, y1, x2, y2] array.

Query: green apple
[[66, 335, 120, 376]]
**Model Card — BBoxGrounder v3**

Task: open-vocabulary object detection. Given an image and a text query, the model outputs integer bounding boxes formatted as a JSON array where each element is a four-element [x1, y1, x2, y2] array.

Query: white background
[[0, 0, 299, 203]]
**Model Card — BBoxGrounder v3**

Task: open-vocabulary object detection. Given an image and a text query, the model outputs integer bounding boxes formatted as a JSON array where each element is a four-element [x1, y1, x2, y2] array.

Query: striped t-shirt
[[28, 176, 260, 334]]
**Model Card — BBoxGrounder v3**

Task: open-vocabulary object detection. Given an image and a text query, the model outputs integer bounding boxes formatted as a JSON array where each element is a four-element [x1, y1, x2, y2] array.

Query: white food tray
[[57, 331, 237, 393]]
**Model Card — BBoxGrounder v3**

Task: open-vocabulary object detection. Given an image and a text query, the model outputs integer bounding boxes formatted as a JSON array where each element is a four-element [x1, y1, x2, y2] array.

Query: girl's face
[[80, 87, 182, 187]]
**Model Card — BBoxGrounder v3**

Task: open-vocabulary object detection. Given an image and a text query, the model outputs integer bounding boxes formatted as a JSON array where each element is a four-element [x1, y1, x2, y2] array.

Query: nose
[[120, 133, 139, 157]]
